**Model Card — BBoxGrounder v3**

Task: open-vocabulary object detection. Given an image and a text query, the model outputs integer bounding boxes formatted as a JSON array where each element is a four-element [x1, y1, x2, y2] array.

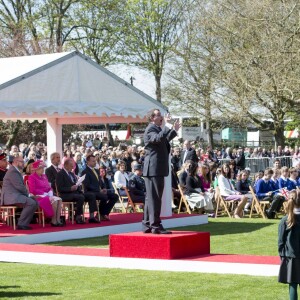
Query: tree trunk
[[105, 124, 114, 147], [274, 122, 285, 148], [155, 75, 162, 102], [206, 120, 214, 149]]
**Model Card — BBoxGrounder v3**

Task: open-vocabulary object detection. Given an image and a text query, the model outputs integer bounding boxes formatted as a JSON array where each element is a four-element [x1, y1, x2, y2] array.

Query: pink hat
[[32, 160, 46, 170]]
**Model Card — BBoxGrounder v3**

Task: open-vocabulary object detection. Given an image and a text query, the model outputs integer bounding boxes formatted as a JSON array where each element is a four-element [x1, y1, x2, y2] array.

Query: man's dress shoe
[[88, 217, 100, 224], [17, 225, 32, 230], [151, 228, 172, 234]]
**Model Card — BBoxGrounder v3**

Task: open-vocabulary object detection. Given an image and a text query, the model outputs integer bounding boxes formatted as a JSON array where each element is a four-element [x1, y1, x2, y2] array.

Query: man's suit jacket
[[56, 169, 80, 195], [143, 124, 177, 177], [179, 148, 198, 167], [45, 165, 60, 192], [81, 167, 101, 192], [0, 166, 29, 205]]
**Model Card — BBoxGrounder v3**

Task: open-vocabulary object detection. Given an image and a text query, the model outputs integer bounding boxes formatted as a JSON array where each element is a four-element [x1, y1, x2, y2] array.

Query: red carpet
[[0, 241, 280, 265], [110, 231, 210, 259], [0, 243, 109, 256], [0, 213, 195, 237]]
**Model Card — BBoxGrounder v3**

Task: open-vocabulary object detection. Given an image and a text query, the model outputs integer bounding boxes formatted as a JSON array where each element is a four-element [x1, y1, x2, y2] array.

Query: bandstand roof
[[0, 51, 166, 124]]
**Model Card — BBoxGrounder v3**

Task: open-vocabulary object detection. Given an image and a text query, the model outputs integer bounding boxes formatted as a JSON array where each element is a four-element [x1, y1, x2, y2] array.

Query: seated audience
[[74, 152, 84, 176], [235, 170, 252, 211], [45, 152, 61, 193], [28, 160, 63, 227], [278, 167, 290, 190], [177, 160, 192, 187], [213, 167, 222, 188], [128, 163, 145, 203], [56, 158, 96, 224], [114, 161, 129, 196], [82, 155, 116, 221], [0, 157, 38, 230], [253, 170, 264, 189], [255, 168, 285, 219], [185, 161, 214, 213], [218, 163, 247, 218], [270, 168, 281, 190], [288, 167, 300, 190], [98, 165, 119, 210]]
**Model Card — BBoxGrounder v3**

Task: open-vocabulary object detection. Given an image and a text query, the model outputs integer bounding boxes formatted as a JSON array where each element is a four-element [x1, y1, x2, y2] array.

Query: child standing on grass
[[278, 189, 300, 300]]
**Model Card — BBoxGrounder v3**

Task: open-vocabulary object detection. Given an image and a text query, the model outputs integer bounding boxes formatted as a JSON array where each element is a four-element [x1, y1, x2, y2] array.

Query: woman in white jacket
[[218, 163, 247, 218], [114, 161, 129, 196]]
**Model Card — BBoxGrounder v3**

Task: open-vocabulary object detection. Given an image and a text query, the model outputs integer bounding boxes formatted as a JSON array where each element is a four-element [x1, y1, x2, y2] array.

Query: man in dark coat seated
[[128, 163, 146, 203], [82, 155, 116, 221], [56, 158, 98, 224]]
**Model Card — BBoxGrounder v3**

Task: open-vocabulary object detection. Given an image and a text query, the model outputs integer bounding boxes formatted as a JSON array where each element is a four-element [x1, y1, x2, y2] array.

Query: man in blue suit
[[142, 109, 181, 234]]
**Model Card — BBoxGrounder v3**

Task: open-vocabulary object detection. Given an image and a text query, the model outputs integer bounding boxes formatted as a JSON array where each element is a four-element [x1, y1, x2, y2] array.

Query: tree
[[67, 0, 125, 67], [164, 2, 220, 148], [0, 120, 46, 148], [208, 0, 300, 146], [121, 0, 186, 101]]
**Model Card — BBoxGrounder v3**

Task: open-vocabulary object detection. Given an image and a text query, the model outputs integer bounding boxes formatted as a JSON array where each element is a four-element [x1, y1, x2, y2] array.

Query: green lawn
[[0, 217, 286, 300], [0, 263, 287, 300], [46, 217, 280, 256]]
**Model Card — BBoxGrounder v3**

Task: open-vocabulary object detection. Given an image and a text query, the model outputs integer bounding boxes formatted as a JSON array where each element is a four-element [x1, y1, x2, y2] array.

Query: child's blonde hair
[[287, 189, 300, 229]]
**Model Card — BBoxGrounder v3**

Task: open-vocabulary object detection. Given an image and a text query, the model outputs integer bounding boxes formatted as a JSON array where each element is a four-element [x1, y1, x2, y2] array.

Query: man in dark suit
[[56, 158, 98, 224], [1, 157, 38, 230], [179, 140, 198, 168], [45, 152, 61, 193], [82, 155, 116, 221], [142, 109, 181, 234]]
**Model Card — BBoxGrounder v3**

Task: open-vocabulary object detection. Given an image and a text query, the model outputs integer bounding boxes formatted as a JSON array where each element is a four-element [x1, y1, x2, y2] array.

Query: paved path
[[0, 248, 280, 277]]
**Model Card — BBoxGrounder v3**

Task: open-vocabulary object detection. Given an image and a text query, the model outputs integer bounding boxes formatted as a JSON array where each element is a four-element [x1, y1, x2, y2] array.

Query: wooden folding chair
[[249, 186, 270, 219], [0, 205, 18, 230], [55, 183, 75, 224], [112, 182, 127, 213], [214, 186, 233, 218], [177, 184, 191, 214], [124, 187, 144, 213]]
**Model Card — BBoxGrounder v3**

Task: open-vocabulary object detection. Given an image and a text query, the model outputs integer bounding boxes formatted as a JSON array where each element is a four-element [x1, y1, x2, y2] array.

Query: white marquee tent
[[0, 51, 166, 154]]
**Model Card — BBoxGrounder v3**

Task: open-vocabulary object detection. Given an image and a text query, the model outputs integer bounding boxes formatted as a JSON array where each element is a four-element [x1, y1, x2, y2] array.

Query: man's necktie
[[92, 168, 99, 180], [183, 150, 188, 162], [68, 172, 75, 183]]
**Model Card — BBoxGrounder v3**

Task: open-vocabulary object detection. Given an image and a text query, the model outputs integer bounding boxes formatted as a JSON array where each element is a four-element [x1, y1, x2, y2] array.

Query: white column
[[46, 118, 62, 166], [161, 154, 172, 217]]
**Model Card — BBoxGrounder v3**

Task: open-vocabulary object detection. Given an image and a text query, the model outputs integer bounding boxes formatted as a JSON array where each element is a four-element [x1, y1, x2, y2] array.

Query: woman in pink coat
[[28, 160, 63, 227]]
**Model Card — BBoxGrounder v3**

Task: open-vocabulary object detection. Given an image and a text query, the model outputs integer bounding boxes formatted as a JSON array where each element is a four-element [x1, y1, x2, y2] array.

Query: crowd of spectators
[[0, 133, 300, 228]]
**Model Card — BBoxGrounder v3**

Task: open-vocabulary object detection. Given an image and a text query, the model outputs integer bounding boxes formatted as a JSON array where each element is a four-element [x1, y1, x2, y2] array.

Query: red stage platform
[[110, 231, 210, 259]]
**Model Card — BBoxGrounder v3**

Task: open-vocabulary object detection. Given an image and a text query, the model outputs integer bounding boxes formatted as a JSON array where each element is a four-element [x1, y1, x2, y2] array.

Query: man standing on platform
[[142, 108, 181, 234]]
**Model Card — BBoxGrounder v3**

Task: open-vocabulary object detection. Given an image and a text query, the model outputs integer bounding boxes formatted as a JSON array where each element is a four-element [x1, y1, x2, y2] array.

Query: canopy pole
[[161, 154, 173, 217], [47, 118, 62, 166]]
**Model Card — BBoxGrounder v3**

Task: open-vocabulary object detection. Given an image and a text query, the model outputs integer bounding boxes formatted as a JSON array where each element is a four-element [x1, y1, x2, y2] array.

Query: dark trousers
[[61, 192, 85, 216], [263, 195, 285, 214], [16, 197, 39, 226], [89, 191, 117, 216], [84, 192, 98, 213], [143, 176, 164, 230]]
